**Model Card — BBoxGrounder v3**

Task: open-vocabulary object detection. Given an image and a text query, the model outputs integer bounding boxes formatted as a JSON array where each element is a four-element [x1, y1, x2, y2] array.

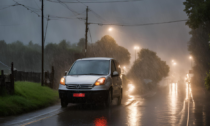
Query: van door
[[111, 60, 118, 98], [114, 60, 122, 96]]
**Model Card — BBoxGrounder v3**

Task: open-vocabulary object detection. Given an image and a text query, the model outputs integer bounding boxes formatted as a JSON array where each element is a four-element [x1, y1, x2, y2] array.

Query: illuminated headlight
[[60, 77, 65, 85], [95, 78, 106, 86]]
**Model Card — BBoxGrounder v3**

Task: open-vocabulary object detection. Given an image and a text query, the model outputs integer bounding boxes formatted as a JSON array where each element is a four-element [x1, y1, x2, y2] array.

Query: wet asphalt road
[[1, 82, 210, 126]]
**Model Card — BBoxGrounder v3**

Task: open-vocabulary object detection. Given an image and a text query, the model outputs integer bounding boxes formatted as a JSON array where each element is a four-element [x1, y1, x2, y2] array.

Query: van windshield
[[68, 60, 110, 75]]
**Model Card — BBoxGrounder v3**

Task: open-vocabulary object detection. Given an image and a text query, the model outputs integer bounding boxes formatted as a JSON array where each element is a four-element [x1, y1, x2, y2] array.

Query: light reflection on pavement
[[1, 81, 210, 126]]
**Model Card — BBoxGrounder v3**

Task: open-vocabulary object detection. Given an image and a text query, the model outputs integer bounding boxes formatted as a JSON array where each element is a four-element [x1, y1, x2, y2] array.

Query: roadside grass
[[0, 81, 59, 116]]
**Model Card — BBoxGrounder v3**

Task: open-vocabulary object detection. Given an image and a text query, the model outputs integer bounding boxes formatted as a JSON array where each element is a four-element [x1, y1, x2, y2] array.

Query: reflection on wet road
[[1, 82, 210, 126]]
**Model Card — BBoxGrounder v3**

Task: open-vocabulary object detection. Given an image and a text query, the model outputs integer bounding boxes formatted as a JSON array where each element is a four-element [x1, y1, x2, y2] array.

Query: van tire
[[105, 90, 112, 107], [61, 99, 68, 108]]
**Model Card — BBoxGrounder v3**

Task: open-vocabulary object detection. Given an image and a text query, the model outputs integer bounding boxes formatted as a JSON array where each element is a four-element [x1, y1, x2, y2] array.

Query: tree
[[205, 70, 210, 90], [77, 38, 85, 49], [184, 0, 210, 89], [88, 35, 131, 66], [127, 49, 169, 91], [188, 26, 210, 86], [183, 0, 210, 29]]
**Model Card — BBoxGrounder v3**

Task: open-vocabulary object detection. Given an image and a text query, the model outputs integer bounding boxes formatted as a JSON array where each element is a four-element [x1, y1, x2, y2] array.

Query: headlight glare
[[95, 78, 106, 86], [60, 77, 65, 85]]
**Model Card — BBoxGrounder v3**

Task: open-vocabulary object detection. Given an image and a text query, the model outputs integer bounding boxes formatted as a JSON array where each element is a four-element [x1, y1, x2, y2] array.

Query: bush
[[205, 70, 210, 90]]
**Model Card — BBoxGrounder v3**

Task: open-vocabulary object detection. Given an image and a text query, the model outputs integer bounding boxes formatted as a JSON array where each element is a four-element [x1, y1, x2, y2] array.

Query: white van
[[58, 57, 123, 107]]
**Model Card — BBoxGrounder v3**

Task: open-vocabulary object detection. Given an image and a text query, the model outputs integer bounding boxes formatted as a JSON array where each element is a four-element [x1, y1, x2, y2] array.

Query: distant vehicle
[[59, 57, 123, 107]]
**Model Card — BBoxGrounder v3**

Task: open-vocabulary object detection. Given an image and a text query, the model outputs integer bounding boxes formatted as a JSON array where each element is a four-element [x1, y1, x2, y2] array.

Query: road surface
[[1, 81, 210, 126]]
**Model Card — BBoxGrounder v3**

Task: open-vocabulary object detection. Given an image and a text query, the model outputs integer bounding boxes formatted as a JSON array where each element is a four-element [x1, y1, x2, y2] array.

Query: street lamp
[[171, 60, 177, 66], [123, 66, 126, 74], [134, 46, 140, 62], [189, 56, 193, 68], [108, 27, 113, 32]]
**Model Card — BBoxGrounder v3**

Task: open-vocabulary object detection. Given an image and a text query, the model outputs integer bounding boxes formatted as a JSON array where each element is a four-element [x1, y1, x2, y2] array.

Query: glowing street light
[[189, 56, 193, 68], [134, 46, 140, 62], [122, 66, 126, 74], [171, 59, 177, 66], [108, 27, 113, 32]]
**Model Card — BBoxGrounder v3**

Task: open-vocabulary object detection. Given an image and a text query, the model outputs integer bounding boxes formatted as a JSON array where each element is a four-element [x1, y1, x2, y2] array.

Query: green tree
[[205, 70, 210, 90], [184, 0, 210, 89], [88, 35, 131, 66], [183, 0, 210, 29], [127, 49, 169, 91], [188, 26, 210, 86]]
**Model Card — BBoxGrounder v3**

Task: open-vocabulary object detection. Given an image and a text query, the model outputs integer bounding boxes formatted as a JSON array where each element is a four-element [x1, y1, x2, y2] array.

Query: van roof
[[77, 57, 113, 61]]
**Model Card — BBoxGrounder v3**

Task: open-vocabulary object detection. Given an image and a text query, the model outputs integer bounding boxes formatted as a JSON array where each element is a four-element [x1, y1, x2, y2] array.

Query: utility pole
[[41, 0, 44, 86], [85, 6, 88, 57]]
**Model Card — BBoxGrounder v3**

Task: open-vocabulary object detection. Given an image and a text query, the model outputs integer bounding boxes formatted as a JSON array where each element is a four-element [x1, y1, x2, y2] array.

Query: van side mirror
[[113, 71, 119, 76], [65, 71, 68, 76]]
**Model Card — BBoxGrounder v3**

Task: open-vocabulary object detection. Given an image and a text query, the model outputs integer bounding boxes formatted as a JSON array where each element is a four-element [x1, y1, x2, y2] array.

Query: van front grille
[[66, 84, 94, 89]]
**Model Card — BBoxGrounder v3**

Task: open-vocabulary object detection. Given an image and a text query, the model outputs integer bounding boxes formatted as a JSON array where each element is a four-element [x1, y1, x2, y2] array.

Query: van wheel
[[61, 99, 68, 108], [105, 90, 112, 107]]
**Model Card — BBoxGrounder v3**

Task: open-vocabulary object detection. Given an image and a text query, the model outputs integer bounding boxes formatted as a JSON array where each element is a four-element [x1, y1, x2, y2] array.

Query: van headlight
[[60, 77, 65, 85], [95, 78, 106, 86]]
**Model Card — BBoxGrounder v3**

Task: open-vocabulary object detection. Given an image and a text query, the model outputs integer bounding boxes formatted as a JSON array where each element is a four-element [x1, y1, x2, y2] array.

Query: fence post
[[51, 66, 54, 89], [10, 62, 14, 94], [1, 70, 5, 87]]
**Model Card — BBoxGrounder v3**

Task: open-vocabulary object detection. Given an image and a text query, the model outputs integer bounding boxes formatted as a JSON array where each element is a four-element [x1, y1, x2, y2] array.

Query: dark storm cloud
[[0, 0, 191, 75]]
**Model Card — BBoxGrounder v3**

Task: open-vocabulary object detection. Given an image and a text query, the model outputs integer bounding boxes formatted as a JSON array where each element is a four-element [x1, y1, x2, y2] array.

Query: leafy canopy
[[128, 49, 169, 85], [184, 0, 210, 29]]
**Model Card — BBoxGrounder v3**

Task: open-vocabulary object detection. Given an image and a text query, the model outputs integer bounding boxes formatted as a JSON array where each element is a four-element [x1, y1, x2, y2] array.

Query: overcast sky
[[0, 0, 191, 77]]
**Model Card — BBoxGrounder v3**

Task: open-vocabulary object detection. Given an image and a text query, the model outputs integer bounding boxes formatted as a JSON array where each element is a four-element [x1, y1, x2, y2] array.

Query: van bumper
[[59, 90, 109, 103]]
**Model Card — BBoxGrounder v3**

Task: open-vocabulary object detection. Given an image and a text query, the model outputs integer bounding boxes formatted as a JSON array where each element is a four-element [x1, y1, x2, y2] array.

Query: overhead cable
[[47, 0, 142, 3], [89, 19, 188, 26], [57, 0, 81, 16]]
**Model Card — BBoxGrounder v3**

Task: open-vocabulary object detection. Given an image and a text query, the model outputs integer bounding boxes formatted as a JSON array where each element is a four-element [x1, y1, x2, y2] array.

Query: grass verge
[[0, 81, 58, 116]]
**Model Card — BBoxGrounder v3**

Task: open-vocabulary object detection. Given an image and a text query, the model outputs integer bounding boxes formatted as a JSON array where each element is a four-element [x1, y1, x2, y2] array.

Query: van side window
[[111, 60, 116, 74]]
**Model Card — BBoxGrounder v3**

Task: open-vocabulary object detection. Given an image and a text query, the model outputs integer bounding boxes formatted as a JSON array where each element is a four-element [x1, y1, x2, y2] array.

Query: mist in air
[[0, 0, 190, 79]]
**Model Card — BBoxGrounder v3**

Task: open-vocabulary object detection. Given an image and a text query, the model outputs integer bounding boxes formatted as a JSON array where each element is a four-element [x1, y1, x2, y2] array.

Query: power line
[[33, 0, 41, 9], [89, 19, 188, 26], [89, 9, 107, 22], [13, 0, 41, 17], [0, 4, 18, 10], [44, 15, 50, 44], [57, 0, 81, 16], [71, 0, 107, 22], [47, 0, 142, 3]]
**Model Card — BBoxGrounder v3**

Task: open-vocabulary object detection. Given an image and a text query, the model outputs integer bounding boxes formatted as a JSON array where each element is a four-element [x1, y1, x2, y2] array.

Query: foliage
[[205, 70, 210, 90], [184, 0, 210, 89], [88, 35, 131, 66], [183, 0, 210, 29], [0, 35, 131, 89], [187, 25, 210, 86], [0, 81, 58, 116], [127, 49, 169, 90], [0, 40, 41, 72]]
